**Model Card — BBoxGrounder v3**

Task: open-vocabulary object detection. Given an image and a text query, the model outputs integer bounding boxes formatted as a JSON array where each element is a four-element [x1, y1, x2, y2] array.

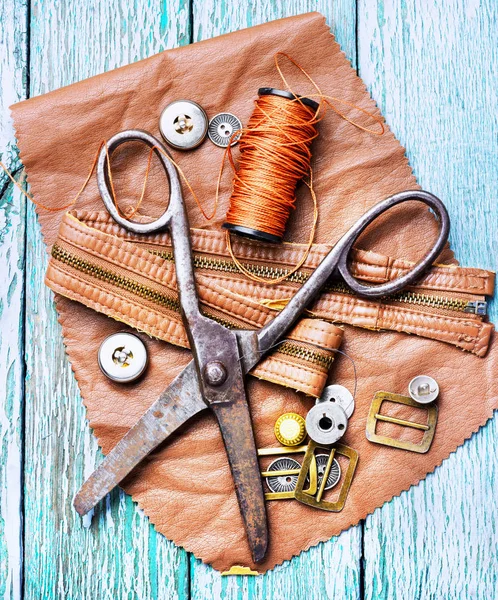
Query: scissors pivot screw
[[203, 361, 228, 387]]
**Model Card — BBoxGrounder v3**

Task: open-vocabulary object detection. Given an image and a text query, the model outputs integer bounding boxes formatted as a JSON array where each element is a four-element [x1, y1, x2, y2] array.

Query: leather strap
[[46, 213, 343, 397], [46, 212, 494, 358]]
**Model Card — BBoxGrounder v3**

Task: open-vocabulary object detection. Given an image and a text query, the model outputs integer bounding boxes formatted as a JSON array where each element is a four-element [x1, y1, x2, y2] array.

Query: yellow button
[[274, 413, 306, 446]]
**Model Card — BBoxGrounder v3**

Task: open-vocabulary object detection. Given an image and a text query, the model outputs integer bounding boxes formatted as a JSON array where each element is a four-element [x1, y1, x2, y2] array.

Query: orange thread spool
[[223, 87, 320, 244]]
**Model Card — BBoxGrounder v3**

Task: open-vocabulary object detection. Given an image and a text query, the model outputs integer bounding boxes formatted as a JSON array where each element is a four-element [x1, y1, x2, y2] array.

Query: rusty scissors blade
[[74, 129, 450, 564], [74, 355, 268, 562], [75, 129, 268, 563], [73, 360, 205, 516]]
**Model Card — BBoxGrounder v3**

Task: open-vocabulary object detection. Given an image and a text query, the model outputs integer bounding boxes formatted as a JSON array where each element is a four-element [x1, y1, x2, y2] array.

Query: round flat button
[[208, 113, 242, 147], [98, 332, 148, 383], [317, 384, 355, 418], [159, 100, 208, 150], [408, 375, 439, 404], [274, 413, 306, 446]]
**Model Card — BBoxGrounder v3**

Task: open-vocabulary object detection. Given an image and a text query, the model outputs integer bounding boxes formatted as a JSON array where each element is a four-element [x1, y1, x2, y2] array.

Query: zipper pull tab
[[464, 300, 488, 316]]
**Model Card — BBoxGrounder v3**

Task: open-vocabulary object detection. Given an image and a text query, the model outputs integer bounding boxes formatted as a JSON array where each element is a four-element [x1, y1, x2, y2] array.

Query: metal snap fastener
[[98, 332, 148, 383], [408, 375, 439, 404], [159, 100, 208, 150], [317, 384, 355, 418], [306, 403, 348, 446], [274, 412, 307, 446], [208, 113, 242, 147]]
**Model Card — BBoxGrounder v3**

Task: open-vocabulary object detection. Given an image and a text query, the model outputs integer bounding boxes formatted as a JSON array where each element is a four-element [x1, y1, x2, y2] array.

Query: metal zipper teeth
[[52, 243, 182, 313], [152, 250, 484, 314], [152, 250, 310, 285], [51, 244, 331, 368], [277, 341, 334, 370]]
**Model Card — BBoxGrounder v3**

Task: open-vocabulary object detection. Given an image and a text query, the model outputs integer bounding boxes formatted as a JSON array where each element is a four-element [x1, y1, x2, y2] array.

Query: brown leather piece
[[11, 12, 497, 572]]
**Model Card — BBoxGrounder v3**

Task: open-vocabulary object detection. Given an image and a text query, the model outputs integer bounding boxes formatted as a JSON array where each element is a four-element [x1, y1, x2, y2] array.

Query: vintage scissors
[[73, 129, 450, 563]]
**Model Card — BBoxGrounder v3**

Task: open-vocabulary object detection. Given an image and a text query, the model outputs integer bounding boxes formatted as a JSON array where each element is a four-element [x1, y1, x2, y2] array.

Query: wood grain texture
[[24, 1, 191, 598], [190, 2, 360, 597], [0, 0, 497, 598], [358, 1, 498, 598], [0, 1, 27, 599]]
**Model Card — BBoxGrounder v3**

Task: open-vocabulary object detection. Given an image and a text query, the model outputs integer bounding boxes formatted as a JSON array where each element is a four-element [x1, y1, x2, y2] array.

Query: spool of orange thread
[[223, 87, 320, 244]]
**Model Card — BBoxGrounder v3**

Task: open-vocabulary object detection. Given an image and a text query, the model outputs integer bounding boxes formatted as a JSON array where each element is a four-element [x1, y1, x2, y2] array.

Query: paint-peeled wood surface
[[24, 2, 190, 599], [0, 1, 497, 599], [358, 1, 498, 598], [0, 1, 27, 599]]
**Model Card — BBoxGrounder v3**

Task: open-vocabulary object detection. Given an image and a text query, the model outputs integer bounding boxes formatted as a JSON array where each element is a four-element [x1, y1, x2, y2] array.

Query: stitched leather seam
[[47, 262, 189, 346], [252, 362, 324, 391], [290, 330, 343, 348], [73, 213, 493, 292], [61, 220, 177, 287]]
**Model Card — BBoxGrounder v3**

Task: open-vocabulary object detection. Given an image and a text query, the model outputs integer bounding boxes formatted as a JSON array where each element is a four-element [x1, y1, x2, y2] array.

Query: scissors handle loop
[[96, 129, 182, 235], [257, 190, 449, 356], [337, 190, 450, 297]]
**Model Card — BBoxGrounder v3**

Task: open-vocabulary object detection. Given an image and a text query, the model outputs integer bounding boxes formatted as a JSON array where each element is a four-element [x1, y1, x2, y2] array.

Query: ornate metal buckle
[[365, 391, 438, 453], [258, 445, 308, 500], [294, 441, 359, 512]]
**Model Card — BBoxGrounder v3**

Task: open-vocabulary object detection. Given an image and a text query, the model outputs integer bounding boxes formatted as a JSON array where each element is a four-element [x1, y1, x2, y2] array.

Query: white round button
[[408, 375, 439, 404], [159, 100, 208, 150], [98, 332, 148, 383]]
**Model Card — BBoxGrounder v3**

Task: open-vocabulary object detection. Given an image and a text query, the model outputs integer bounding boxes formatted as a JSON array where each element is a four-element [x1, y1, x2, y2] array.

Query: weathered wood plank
[[24, 1, 191, 598], [190, 2, 361, 598], [358, 1, 498, 598], [0, 1, 28, 599]]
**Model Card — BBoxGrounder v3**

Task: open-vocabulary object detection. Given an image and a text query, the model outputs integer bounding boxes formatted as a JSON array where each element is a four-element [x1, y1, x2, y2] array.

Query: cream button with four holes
[[98, 332, 148, 383]]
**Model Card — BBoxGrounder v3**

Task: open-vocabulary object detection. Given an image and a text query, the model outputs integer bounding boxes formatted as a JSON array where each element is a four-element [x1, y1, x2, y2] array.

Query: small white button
[[408, 375, 439, 404], [98, 332, 148, 383]]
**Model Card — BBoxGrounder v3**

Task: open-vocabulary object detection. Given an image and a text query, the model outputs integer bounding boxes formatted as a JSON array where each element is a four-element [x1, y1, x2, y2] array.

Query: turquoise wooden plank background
[[0, 0, 496, 598]]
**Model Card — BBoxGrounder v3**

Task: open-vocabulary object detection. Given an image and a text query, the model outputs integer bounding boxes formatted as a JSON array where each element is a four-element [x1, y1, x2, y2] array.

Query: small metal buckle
[[294, 441, 359, 512], [258, 445, 308, 500], [365, 391, 438, 453]]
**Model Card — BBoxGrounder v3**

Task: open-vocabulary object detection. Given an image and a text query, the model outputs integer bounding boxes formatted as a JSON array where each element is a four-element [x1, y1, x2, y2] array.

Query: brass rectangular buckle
[[294, 441, 359, 512], [366, 391, 438, 453], [258, 445, 308, 500]]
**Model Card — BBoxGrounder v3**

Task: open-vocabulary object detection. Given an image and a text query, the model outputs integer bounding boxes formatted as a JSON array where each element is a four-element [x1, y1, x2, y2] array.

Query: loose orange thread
[[2, 51, 384, 287], [0, 142, 104, 213], [220, 52, 384, 284]]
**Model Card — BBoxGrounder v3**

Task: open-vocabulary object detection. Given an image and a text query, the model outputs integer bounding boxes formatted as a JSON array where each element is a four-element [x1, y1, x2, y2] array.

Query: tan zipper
[[51, 243, 331, 369], [277, 340, 334, 370], [150, 249, 487, 316]]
